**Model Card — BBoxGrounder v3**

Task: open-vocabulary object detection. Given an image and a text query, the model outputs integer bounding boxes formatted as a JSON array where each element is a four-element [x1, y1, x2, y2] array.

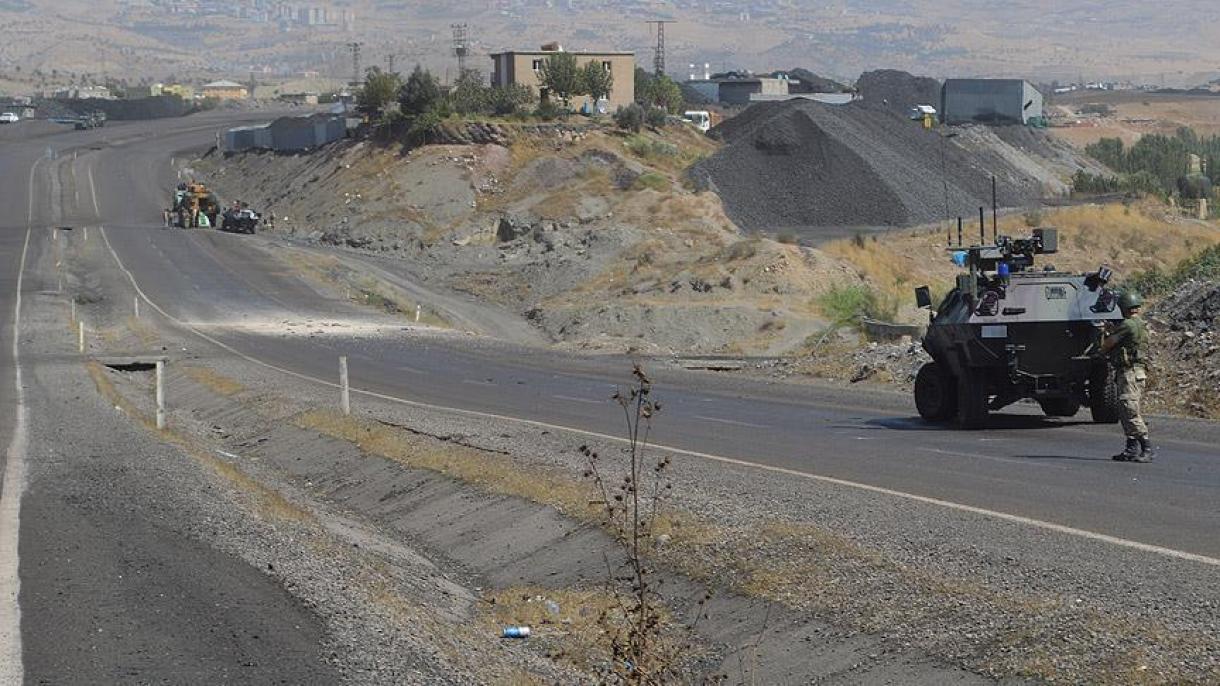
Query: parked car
[[0, 112, 19, 124]]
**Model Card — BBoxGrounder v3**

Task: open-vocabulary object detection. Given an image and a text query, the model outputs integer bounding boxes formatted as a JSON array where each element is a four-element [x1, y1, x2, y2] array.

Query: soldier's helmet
[[1118, 291, 1143, 312]]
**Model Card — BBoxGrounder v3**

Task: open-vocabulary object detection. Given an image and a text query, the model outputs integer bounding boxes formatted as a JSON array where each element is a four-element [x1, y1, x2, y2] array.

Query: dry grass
[[483, 584, 703, 680], [181, 365, 245, 396], [295, 410, 603, 522], [125, 315, 161, 346], [823, 202, 1220, 321], [86, 362, 310, 523]]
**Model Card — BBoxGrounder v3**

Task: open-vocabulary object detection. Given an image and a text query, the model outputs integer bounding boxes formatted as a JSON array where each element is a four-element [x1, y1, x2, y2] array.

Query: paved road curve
[[0, 116, 342, 683], [75, 116, 1220, 561]]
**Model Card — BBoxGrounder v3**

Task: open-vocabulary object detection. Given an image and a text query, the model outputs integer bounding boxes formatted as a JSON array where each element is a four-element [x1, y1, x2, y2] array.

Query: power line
[[646, 20, 675, 77], [347, 41, 363, 90], [452, 24, 469, 76]]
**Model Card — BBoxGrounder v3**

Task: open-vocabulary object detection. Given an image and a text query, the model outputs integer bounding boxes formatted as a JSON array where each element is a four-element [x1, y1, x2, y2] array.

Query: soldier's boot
[[1134, 436, 1156, 463], [1112, 438, 1140, 461]]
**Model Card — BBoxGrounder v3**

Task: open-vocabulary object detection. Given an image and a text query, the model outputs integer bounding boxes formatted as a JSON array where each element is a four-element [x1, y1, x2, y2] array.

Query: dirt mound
[[695, 100, 1044, 234], [856, 70, 941, 116]]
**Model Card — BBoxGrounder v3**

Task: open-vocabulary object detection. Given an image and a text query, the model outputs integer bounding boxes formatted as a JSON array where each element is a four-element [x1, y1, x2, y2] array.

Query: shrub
[[624, 135, 677, 160], [819, 284, 897, 326], [1127, 243, 1220, 296], [645, 105, 667, 129], [405, 108, 442, 146], [631, 172, 668, 192], [489, 83, 534, 115], [777, 232, 799, 245], [534, 98, 563, 121], [614, 103, 644, 132]]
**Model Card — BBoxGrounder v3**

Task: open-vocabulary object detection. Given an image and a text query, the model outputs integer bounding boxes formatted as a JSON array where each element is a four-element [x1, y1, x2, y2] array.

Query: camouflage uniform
[[1105, 314, 1152, 459]]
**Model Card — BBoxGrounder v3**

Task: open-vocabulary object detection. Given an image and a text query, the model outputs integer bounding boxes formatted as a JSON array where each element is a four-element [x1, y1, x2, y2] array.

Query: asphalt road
[[1, 114, 342, 683], [48, 114, 1220, 564], [7, 114, 1220, 673]]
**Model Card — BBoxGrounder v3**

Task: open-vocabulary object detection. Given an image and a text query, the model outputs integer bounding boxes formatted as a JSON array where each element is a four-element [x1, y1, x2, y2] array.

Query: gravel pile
[[845, 340, 931, 386], [1145, 279, 1220, 417], [855, 69, 941, 116], [696, 99, 1044, 233]]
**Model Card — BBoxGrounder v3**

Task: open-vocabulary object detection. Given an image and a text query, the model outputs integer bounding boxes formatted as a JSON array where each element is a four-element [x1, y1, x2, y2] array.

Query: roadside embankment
[[65, 213, 1220, 684]]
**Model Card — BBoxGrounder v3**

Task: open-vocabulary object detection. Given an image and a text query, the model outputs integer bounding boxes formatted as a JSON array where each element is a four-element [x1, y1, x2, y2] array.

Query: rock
[[496, 214, 532, 242]]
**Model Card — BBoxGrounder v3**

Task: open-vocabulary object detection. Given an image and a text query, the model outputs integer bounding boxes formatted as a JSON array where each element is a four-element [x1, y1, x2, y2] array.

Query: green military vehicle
[[913, 228, 1125, 428]]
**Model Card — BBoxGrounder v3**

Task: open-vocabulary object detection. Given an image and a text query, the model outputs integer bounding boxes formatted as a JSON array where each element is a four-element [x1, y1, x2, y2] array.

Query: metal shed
[[941, 79, 1043, 125]]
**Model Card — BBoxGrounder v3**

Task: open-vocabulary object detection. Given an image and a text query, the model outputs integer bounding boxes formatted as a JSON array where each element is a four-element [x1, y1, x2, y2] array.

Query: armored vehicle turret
[[913, 228, 1125, 428]]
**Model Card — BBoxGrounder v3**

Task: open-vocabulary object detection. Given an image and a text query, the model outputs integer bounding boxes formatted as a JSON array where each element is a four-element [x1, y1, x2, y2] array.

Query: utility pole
[[646, 20, 675, 77], [386, 53, 396, 76], [347, 41, 363, 90], [452, 24, 469, 77]]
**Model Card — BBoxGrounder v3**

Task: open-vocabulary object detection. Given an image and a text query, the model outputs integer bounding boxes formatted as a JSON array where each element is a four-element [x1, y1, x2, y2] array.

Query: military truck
[[170, 182, 221, 229], [913, 228, 1125, 428]]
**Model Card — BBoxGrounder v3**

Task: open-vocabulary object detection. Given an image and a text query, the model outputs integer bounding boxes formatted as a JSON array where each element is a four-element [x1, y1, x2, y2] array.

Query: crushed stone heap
[[694, 98, 1046, 233]]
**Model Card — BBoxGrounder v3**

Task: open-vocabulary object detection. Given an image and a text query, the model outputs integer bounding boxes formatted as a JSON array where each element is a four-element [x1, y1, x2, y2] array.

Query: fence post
[[155, 360, 166, 430], [339, 356, 351, 416], [134, 296, 140, 319]]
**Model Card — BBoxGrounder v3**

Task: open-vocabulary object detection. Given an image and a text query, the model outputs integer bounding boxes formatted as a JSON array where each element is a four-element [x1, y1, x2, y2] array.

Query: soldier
[[1099, 291, 1154, 462]]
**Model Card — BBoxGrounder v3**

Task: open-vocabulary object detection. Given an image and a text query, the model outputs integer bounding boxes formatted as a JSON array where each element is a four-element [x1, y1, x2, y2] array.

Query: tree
[[647, 75, 684, 114], [399, 65, 441, 117], [579, 60, 614, 107], [357, 67, 403, 120], [539, 51, 584, 108], [633, 67, 651, 105], [448, 69, 489, 115]]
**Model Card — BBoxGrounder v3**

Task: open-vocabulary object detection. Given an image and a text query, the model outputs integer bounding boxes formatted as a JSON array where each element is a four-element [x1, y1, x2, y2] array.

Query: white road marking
[[0, 160, 39, 685], [87, 164, 100, 218], [96, 225, 1220, 570], [552, 394, 605, 405], [694, 415, 770, 429], [461, 378, 496, 387]]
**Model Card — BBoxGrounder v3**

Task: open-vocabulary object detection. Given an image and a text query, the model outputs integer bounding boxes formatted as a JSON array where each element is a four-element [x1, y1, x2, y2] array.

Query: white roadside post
[[134, 296, 140, 319], [77, 321, 84, 353], [155, 360, 166, 430], [415, 305, 422, 323], [70, 299, 75, 324], [339, 356, 351, 416]]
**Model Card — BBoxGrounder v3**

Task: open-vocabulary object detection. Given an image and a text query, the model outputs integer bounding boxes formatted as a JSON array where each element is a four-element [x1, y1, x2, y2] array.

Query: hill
[[3, 1, 1220, 90]]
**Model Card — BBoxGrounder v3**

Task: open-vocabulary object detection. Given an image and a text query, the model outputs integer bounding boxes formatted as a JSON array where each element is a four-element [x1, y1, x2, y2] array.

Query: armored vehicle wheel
[[1039, 397, 1081, 417], [1088, 363, 1122, 424], [955, 370, 989, 429], [914, 362, 957, 421]]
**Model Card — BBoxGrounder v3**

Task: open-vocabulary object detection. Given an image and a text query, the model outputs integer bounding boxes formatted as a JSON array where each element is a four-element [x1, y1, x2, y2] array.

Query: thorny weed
[[580, 364, 711, 684]]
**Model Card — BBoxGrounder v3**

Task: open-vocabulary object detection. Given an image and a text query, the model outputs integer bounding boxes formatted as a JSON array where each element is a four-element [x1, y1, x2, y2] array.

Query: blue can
[[502, 626, 531, 638]]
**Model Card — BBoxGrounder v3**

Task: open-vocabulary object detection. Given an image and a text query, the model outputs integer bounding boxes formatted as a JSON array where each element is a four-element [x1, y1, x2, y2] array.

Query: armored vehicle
[[913, 228, 1125, 428]]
